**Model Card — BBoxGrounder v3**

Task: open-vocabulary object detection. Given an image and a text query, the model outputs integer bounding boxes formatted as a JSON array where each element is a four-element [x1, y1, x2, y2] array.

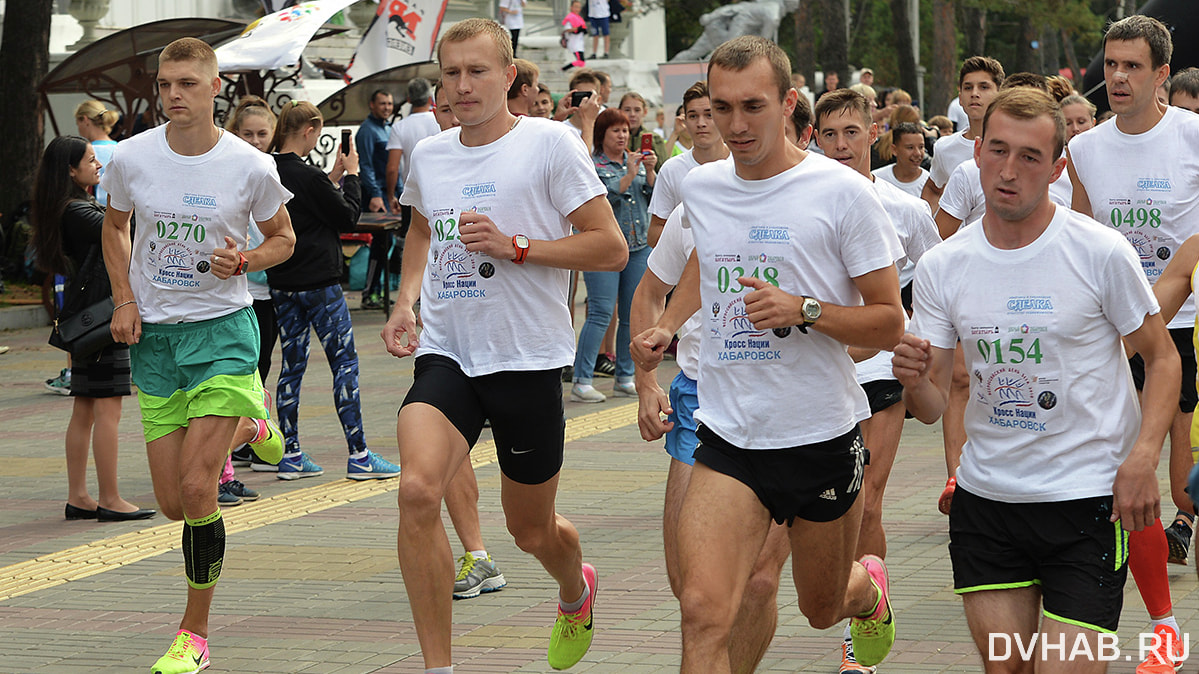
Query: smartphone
[[640, 132, 653, 154], [570, 90, 593, 107], [340, 129, 351, 155]]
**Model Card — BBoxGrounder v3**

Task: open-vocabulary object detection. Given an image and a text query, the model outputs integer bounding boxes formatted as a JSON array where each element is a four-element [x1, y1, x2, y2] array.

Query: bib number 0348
[[716, 265, 779, 293], [976, 337, 1043, 365]]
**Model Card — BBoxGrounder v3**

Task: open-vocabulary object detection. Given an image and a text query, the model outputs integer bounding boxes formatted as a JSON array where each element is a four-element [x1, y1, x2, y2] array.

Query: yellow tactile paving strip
[[0, 403, 636, 602]]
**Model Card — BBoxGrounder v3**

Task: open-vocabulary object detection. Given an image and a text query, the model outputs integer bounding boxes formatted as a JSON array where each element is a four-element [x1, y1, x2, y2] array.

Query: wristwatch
[[796, 296, 821, 334], [512, 234, 530, 264], [233, 251, 249, 276]]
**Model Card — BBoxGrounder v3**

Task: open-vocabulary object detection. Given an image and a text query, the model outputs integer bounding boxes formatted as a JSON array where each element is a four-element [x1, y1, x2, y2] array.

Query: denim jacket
[[594, 151, 652, 252]]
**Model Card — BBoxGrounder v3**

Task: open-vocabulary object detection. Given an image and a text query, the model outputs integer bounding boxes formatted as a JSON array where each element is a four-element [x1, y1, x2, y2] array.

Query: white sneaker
[[613, 381, 636, 397], [571, 383, 606, 403]]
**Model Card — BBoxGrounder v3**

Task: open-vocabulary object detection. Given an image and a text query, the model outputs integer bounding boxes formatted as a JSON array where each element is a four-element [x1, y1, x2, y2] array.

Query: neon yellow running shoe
[[151, 629, 209, 674], [850, 555, 894, 667], [248, 417, 284, 465], [547, 562, 597, 670]]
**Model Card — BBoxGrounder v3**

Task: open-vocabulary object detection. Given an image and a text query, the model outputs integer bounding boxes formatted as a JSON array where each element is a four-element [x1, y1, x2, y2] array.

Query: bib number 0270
[[155, 220, 206, 244]]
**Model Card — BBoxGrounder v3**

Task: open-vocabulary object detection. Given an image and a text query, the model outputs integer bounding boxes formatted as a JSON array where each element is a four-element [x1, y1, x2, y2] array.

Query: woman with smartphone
[[571, 108, 655, 403], [265, 101, 400, 479], [31, 136, 156, 521]]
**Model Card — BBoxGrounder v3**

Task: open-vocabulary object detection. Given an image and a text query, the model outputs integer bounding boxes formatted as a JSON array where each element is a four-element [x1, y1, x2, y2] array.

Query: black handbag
[[49, 245, 116, 359]]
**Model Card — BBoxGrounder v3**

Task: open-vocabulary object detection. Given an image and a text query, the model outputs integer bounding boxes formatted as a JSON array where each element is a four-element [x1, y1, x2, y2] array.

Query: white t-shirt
[[947, 97, 970, 134], [682, 153, 901, 448], [1068, 106, 1199, 330], [648, 149, 700, 220], [400, 117, 605, 376], [588, 0, 610, 19], [386, 110, 442, 187], [646, 205, 701, 380], [872, 164, 929, 200], [929, 130, 975, 189], [910, 207, 1158, 502], [499, 0, 524, 30], [101, 125, 292, 324], [940, 160, 1072, 226], [855, 178, 941, 385]]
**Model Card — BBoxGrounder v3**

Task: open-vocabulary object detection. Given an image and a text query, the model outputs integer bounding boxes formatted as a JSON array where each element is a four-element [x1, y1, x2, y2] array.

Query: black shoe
[[594, 353, 616, 378], [97, 506, 157, 522], [65, 503, 98, 520], [221, 479, 260, 502], [230, 443, 255, 467], [1165, 515, 1193, 565]]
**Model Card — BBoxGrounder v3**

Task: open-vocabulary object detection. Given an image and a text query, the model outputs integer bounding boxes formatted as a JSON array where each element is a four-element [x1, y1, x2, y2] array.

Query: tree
[[929, 0, 957, 117], [0, 0, 54, 222], [817, 0, 849, 87], [890, 0, 919, 97], [793, 1, 816, 85]]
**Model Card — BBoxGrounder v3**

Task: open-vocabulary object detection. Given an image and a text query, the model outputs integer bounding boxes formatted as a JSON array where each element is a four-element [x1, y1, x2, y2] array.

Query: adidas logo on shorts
[[819, 488, 837, 501]]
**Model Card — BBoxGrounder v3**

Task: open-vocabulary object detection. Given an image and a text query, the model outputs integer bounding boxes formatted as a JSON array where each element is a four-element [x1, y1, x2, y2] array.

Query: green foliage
[[660, 0, 1109, 99]]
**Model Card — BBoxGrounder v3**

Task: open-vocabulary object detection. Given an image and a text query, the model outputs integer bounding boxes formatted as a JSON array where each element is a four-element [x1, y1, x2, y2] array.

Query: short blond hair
[[982, 88, 1066, 160], [437, 18, 513, 67], [159, 37, 218, 80], [708, 35, 792, 102]]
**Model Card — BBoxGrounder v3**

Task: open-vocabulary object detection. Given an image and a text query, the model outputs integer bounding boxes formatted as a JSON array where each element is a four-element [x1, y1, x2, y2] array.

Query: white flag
[[216, 0, 359, 71], [345, 0, 450, 82]]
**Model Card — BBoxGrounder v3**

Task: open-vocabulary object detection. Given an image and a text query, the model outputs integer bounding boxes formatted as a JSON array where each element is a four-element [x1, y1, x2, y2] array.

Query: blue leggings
[[573, 246, 650, 384], [271, 285, 366, 456]]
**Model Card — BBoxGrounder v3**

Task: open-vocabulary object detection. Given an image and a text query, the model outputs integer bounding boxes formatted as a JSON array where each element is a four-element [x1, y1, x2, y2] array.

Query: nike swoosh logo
[[510, 447, 537, 455], [193, 655, 204, 665]]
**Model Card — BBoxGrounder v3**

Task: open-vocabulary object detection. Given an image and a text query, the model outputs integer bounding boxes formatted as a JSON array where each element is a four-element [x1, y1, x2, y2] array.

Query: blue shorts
[[588, 16, 610, 36], [664, 371, 698, 465]]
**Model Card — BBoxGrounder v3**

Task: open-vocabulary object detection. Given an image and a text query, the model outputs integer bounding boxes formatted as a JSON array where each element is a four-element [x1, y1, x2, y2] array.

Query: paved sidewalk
[[1, 301, 1198, 673]]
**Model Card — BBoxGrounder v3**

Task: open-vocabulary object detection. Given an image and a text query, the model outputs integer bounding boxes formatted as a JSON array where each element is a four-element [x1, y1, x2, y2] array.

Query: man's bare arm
[[102, 206, 140, 343]]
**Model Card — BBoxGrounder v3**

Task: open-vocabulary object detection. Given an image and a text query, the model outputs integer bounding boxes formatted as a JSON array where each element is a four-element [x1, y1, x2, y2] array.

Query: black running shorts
[[861, 379, 904, 415], [1129, 326, 1197, 413], [693, 424, 867, 526], [949, 487, 1128, 633], [401, 354, 566, 485]]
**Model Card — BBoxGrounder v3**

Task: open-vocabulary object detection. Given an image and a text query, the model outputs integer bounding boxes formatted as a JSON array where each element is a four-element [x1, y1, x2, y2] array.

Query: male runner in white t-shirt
[[895, 86, 1179, 673], [101, 38, 295, 674], [647, 80, 729, 247], [921, 56, 1005, 516], [381, 19, 626, 673], [934, 73, 1074, 239], [385, 77, 440, 215], [633, 36, 903, 673], [1065, 16, 1199, 671], [815, 88, 941, 672], [921, 56, 1004, 213]]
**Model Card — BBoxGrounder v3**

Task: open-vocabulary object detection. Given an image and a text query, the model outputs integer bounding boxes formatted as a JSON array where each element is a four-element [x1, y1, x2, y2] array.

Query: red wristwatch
[[512, 234, 530, 264], [233, 251, 249, 276]]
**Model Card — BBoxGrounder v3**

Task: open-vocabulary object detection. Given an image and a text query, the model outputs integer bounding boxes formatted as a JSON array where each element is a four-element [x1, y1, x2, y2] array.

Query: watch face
[[515, 234, 530, 248], [803, 298, 821, 321]]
